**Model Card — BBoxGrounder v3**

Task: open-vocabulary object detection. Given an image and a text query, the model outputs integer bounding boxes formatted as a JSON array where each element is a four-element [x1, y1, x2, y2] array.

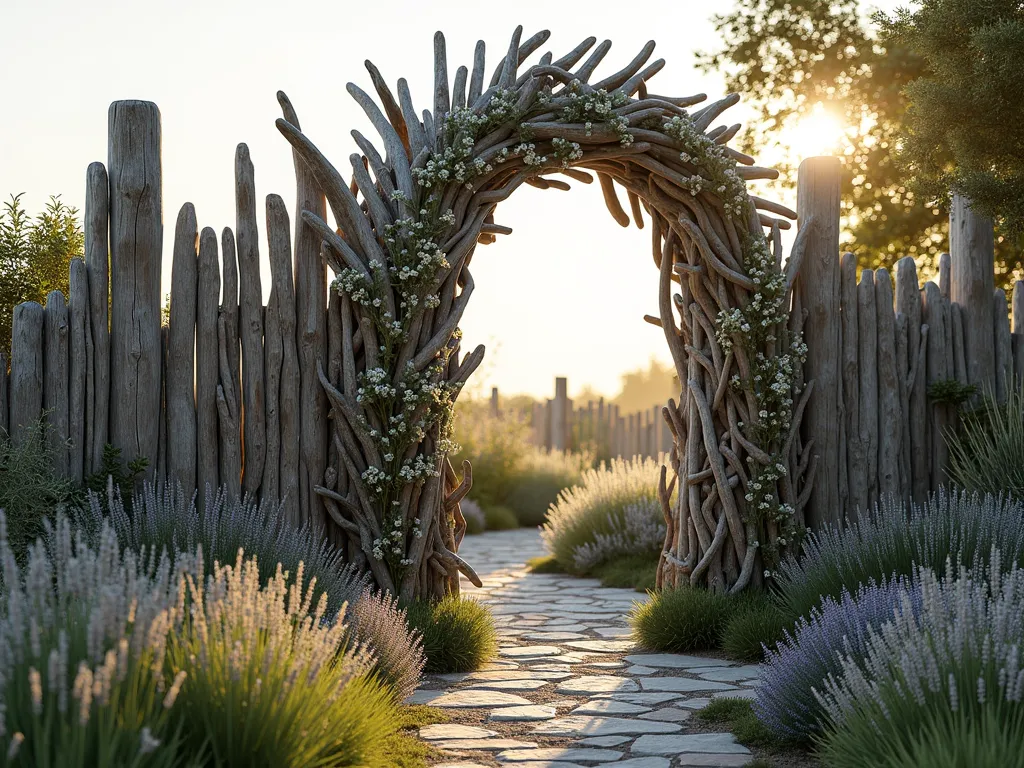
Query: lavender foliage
[[571, 499, 667, 571], [755, 578, 919, 740], [776, 489, 1024, 620], [346, 589, 426, 700]]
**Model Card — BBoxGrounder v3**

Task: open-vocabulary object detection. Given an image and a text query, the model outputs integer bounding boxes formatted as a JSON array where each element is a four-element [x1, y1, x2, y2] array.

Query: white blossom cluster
[[559, 80, 633, 146], [551, 137, 584, 167], [661, 115, 748, 218]]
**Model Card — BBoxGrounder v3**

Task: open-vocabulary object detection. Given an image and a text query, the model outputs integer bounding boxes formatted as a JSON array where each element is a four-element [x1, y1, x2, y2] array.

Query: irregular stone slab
[[532, 715, 683, 737], [713, 688, 757, 701], [631, 733, 751, 755], [500, 645, 564, 657], [579, 735, 632, 747], [593, 696, 688, 708], [496, 747, 623, 763], [677, 697, 712, 709], [585, 660, 626, 669], [697, 666, 762, 683], [639, 677, 738, 693], [615, 759, 673, 768], [565, 639, 636, 653], [523, 632, 588, 641], [638, 708, 692, 723], [591, 626, 633, 638], [467, 670, 571, 681], [625, 654, 734, 669], [465, 679, 551, 691], [676, 755, 754, 767], [433, 738, 538, 751], [420, 724, 498, 740], [556, 676, 639, 695], [534, 623, 589, 632], [625, 665, 658, 675], [572, 699, 651, 715], [406, 689, 445, 705], [424, 690, 533, 708], [488, 705, 557, 721], [525, 664, 574, 673], [435, 762, 490, 768]]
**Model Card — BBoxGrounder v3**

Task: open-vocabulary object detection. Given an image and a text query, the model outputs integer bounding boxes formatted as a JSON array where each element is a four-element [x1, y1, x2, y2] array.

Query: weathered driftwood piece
[[218, 227, 242, 498], [950, 195, 995, 394], [235, 144, 266, 496], [923, 281, 948, 489], [857, 270, 878, 504], [267, 194, 301, 525], [995, 289, 1013, 402], [44, 292, 70, 477], [84, 161, 109, 475], [278, 92, 329, 529], [840, 252, 865, 516], [108, 101, 163, 476], [796, 157, 842, 528], [875, 269, 900, 498], [951, 303, 968, 385], [196, 227, 221, 501], [68, 259, 89, 483], [1014, 281, 1024, 384], [167, 203, 199, 494], [9, 303, 45, 448], [896, 257, 928, 502], [263, 298, 282, 506], [157, 326, 168, 482]]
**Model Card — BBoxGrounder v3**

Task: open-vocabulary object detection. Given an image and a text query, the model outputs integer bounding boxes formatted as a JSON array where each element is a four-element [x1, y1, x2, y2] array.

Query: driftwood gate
[[1, 28, 1017, 599]]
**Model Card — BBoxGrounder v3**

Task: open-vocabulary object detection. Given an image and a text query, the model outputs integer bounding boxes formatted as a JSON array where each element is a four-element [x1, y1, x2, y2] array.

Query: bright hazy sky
[[0, 0, 896, 401]]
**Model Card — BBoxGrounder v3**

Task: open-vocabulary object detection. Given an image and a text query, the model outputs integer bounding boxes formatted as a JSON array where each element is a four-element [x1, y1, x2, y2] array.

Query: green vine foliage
[[327, 63, 801, 588]]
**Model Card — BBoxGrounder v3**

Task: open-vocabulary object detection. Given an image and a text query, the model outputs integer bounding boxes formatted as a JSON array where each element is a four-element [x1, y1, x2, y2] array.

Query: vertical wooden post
[[167, 203, 198, 494], [923, 282, 949, 490], [85, 162, 110, 475], [0, 352, 7, 438], [68, 259, 89, 483], [551, 377, 568, 452], [9, 303, 44, 448], [44, 291, 70, 478], [490, 387, 499, 418], [196, 227, 221, 502], [950, 194, 995, 394], [1013, 281, 1024, 385], [108, 101, 162, 476], [994, 290, 1013, 402], [875, 269, 900, 498], [796, 156, 843, 528], [896, 257, 928, 502]]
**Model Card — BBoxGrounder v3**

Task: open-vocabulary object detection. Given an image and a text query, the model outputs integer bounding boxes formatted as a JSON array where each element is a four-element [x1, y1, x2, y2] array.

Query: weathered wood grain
[[896, 258, 928, 501], [994, 289, 1012, 402], [263, 300, 282, 506], [857, 269, 878, 504], [196, 227, 221, 500], [68, 259, 89, 483], [235, 144, 266, 497], [923, 281, 948, 490], [875, 269, 900, 498], [9, 303, 45, 448], [1014, 281, 1024, 385], [840, 252, 865, 516], [167, 203, 198, 494], [108, 101, 162, 477], [84, 161, 109, 474], [219, 227, 242, 493], [44, 291, 70, 478], [0, 353, 7, 438], [950, 195, 995, 393]]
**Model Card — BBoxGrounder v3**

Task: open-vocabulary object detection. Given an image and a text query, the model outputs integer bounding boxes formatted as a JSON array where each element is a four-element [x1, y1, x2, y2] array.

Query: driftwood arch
[[277, 27, 816, 600]]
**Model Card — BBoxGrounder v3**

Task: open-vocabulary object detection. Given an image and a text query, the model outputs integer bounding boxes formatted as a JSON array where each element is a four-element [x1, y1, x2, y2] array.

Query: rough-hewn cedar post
[[84, 162, 110, 475], [950, 194, 995, 395], [108, 101, 162, 476], [875, 269, 901, 498], [235, 144, 266, 498], [551, 377, 568, 452], [9, 303, 45, 447], [196, 227, 221, 502], [896, 257, 928, 503], [1013, 281, 1024, 384], [44, 291, 70, 477], [994, 290, 1013, 402], [796, 157, 843, 528], [68, 259, 90, 483], [167, 203, 199, 494]]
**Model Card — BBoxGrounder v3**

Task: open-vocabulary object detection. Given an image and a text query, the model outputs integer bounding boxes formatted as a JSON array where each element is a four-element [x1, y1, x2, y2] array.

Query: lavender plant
[[346, 590, 426, 700], [755, 578, 918, 740], [166, 551, 399, 767], [775, 489, 1024, 620], [817, 560, 1024, 767], [0, 512, 189, 767], [542, 457, 664, 573]]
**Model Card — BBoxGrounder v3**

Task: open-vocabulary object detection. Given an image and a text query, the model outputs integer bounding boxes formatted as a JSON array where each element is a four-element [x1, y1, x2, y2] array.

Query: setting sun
[[787, 103, 846, 159]]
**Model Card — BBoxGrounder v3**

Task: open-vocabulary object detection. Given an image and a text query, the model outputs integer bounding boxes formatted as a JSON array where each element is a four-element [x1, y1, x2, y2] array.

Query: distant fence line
[[487, 381, 673, 461]]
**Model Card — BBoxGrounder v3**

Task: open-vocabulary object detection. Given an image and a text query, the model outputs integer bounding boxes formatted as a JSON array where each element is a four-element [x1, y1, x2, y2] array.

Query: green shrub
[[452, 403, 531, 510], [167, 551, 399, 767], [696, 698, 781, 750], [483, 504, 519, 531], [630, 585, 732, 652], [0, 513, 187, 767], [721, 596, 790, 661], [404, 596, 497, 673], [592, 553, 659, 591], [504, 448, 590, 527], [775, 490, 1024, 621], [541, 456, 665, 573], [527, 554, 564, 573], [948, 387, 1024, 497], [0, 419, 75, 560]]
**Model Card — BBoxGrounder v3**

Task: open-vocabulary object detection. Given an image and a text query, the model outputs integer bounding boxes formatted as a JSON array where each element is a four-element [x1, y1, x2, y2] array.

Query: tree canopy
[[0, 194, 84, 356], [877, 0, 1024, 247]]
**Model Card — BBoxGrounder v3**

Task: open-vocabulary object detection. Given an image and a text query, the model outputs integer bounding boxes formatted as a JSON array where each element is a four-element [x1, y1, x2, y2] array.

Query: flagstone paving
[[412, 528, 763, 767]]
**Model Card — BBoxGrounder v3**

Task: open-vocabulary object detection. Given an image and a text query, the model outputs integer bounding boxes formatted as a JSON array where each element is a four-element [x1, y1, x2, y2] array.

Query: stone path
[[410, 529, 761, 768]]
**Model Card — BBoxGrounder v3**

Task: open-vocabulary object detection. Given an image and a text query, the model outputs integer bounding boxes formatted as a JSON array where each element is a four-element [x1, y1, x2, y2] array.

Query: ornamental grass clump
[[948, 386, 1024, 498], [755, 578, 917, 740], [404, 596, 496, 673], [346, 590, 426, 701], [817, 560, 1024, 768], [629, 585, 732, 652], [542, 457, 664, 573], [167, 551, 398, 767], [0, 512, 188, 767], [77, 483, 366, 617], [774, 489, 1024, 621], [504, 448, 590, 527]]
